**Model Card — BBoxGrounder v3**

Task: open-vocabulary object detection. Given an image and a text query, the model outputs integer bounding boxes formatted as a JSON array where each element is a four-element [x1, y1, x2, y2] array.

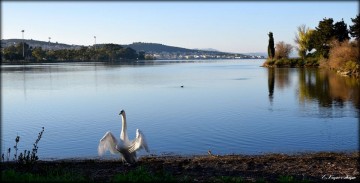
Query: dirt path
[[2, 152, 358, 182]]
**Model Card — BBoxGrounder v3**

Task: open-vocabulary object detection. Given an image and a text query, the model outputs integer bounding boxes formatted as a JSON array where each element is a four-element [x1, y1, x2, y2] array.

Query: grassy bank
[[262, 58, 319, 68], [262, 57, 359, 77], [1, 152, 358, 182]]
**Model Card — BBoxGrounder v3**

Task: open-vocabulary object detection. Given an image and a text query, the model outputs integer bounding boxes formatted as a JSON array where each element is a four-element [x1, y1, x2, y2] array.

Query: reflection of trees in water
[[298, 69, 360, 110], [268, 68, 275, 103], [275, 68, 291, 89], [298, 69, 332, 107], [267, 68, 292, 103], [267, 67, 359, 116], [268, 68, 290, 102]]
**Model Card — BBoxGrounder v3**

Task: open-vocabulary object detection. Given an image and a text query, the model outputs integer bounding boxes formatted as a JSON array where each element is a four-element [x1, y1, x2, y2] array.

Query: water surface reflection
[[268, 67, 359, 117], [2, 61, 358, 159]]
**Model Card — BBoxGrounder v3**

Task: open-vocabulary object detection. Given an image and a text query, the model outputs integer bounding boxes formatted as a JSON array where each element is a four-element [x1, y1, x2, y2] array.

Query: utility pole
[[21, 30, 25, 58], [48, 37, 51, 49], [94, 36, 96, 50]]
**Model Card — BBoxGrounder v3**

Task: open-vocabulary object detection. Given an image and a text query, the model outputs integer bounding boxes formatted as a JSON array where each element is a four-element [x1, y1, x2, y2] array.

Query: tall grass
[[324, 40, 359, 76], [1, 127, 44, 164]]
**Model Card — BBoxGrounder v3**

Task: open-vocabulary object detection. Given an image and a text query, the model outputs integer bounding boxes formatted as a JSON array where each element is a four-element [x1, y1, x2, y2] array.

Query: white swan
[[98, 110, 149, 164]]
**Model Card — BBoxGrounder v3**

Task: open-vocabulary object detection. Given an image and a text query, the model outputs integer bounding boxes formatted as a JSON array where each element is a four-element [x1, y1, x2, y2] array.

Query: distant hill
[[1, 39, 83, 50], [1, 39, 216, 53], [1, 39, 229, 54], [125, 42, 197, 53], [1, 39, 256, 58], [244, 52, 268, 58], [193, 48, 220, 52]]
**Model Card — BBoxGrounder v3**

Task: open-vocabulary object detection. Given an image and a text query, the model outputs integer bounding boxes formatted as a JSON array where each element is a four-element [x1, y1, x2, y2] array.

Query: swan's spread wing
[[98, 131, 120, 156], [128, 129, 149, 153]]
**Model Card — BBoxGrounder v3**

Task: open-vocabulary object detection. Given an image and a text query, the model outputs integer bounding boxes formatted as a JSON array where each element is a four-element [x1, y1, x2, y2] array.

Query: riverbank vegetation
[[1, 43, 150, 63], [263, 15, 359, 77], [1, 127, 44, 164], [2, 152, 358, 182], [2, 131, 358, 182]]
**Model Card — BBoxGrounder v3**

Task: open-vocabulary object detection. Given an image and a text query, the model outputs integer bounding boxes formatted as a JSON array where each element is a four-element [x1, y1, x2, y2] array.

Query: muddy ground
[[1, 152, 359, 182]]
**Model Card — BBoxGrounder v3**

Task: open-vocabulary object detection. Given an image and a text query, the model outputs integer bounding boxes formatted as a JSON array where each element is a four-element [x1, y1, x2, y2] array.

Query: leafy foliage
[[350, 14, 360, 40], [32, 47, 46, 61], [2, 43, 144, 62], [334, 19, 350, 42], [312, 18, 335, 58], [290, 16, 358, 76], [294, 24, 315, 59], [311, 18, 351, 59], [2, 42, 31, 61], [263, 58, 318, 68]]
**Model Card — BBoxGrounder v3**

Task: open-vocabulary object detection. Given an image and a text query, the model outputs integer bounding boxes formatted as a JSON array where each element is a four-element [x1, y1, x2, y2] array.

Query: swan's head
[[119, 110, 125, 116]]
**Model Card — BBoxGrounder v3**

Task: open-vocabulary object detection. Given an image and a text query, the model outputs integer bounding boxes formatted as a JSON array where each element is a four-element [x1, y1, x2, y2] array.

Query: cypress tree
[[268, 32, 275, 59]]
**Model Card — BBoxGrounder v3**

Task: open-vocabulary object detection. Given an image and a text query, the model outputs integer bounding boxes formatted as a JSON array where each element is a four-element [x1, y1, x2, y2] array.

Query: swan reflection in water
[[98, 110, 149, 164]]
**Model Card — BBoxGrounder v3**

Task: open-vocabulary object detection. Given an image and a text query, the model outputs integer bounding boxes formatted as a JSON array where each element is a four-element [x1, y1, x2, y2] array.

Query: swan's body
[[98, 110, 149, 164]]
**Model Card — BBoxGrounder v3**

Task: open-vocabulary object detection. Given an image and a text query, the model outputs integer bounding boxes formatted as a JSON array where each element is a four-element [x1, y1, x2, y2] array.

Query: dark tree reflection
[[275, 68, 290, 90], [267, 68, 360, 116], [298, 69, 360, 110], [268, 68, 275, 103]]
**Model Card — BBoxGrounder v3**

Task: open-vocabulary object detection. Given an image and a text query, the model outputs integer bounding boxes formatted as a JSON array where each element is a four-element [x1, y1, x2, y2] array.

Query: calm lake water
[[1, 59, 359, 160]]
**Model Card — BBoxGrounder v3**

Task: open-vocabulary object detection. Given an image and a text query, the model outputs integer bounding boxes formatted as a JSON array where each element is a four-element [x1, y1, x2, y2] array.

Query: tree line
[[1, 43, 147, 62], [265, 14, 359, 76]]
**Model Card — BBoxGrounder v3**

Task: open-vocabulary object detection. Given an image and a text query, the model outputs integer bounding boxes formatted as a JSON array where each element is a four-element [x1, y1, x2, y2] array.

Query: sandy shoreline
[[1, 152, 359, 182]]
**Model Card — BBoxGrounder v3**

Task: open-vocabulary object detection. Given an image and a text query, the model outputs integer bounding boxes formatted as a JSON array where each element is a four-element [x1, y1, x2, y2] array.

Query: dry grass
[[275, 41, 293, 59], [326, 40, 359, 75]]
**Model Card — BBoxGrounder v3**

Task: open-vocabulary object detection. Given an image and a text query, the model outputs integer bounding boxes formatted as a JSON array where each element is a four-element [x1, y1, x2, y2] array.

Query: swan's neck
[[120, 113, 129, 142]]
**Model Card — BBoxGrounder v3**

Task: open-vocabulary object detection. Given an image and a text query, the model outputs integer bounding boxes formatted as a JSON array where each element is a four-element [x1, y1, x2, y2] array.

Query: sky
[[1, 1, 358, 53]]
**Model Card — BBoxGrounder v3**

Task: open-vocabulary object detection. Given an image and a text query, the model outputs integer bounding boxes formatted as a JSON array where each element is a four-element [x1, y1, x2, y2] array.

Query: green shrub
[[344, 60, 359, 72], [112, 166, 176, 182], [263, 59, 276, 67], [1, 169, 86, 182], [304, 57, 319, 67], [263, 57, 320, 68]]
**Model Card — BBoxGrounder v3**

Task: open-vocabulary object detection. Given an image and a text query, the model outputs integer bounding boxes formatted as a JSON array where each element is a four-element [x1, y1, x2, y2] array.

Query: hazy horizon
[[2, 1, 358, 53]]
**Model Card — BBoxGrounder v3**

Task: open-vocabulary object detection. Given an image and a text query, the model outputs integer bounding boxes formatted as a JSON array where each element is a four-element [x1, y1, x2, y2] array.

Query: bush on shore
[[262, 57, 319, 68], [263, 40, 359, 77], [321, 40, 359, 76]]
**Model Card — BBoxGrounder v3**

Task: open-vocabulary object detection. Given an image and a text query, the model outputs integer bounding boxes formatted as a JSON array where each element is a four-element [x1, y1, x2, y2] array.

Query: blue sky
[[1, 1, 358, 53]]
